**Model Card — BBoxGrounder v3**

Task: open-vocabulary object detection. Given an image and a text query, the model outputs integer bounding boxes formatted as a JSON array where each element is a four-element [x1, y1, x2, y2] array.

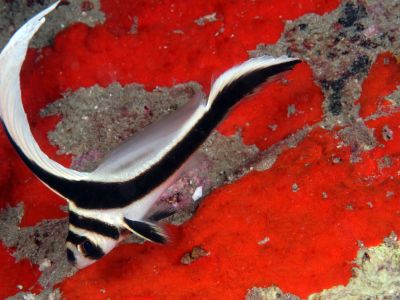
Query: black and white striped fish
[[0, 1, 300, 269]]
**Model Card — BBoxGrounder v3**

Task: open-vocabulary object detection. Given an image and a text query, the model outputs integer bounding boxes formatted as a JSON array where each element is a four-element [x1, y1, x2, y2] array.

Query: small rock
[[194, 12, 218, 26], [287, 104, 296, 117], [258, 236, 270, 245], [192, 186, 203, 202], [386, 191, 394, 198], [180, 246, 210, 265], [382, 125, 393, 141], [39, 258, 52, 271], [268, 124, 278, 131], [246, 286, 300, 300]]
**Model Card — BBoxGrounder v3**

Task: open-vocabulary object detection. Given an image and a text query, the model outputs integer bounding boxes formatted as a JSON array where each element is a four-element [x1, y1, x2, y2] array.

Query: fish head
[[65, 235, 114, 269], [65, 228, 124, 269], [65, 210, 124, 269]]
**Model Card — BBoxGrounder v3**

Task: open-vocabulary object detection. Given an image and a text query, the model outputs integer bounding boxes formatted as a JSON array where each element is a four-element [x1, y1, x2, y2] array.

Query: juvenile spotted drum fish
[[0, 1, 300, 269]]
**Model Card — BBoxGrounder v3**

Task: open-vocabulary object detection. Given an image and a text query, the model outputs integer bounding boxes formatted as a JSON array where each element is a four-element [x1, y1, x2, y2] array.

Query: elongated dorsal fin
[[0, 0, 90, 186]]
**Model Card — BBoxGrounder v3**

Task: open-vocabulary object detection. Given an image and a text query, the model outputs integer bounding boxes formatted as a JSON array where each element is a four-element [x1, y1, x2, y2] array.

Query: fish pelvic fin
[[123, 217, 168, 244]]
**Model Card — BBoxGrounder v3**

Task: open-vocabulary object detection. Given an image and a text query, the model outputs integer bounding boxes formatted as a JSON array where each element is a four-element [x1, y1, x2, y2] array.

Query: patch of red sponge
[[0, 244, 41, 299], [219, 62, 323, 150], [357, 52, 400, 118]]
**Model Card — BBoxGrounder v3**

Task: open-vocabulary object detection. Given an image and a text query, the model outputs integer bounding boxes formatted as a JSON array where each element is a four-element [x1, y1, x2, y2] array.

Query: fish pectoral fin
[[123, 218, 168, 244]]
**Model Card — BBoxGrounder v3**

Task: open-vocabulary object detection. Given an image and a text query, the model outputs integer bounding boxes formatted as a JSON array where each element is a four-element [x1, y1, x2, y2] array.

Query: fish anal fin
[[123, 218, 168, 244]]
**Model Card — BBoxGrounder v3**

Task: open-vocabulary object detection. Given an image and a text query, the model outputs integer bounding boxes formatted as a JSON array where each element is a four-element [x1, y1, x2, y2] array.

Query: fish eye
[[77, 239, 96, 256]]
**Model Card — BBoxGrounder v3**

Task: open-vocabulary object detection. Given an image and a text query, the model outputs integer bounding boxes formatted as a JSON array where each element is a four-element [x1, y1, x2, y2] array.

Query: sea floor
[[1, 0, 400, 299]]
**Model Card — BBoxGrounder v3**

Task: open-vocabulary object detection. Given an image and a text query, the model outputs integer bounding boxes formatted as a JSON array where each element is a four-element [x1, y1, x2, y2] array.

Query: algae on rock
[[310, 234, 400, 299]]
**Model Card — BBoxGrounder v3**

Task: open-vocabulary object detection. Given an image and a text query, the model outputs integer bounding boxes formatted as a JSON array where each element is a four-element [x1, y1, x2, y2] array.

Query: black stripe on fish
[[66, 230, 105, 260], [66, 230, 86, 245], [2, 59, 300, 210], [66, 248, 76, 265], [68, 211, 120, 240]]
